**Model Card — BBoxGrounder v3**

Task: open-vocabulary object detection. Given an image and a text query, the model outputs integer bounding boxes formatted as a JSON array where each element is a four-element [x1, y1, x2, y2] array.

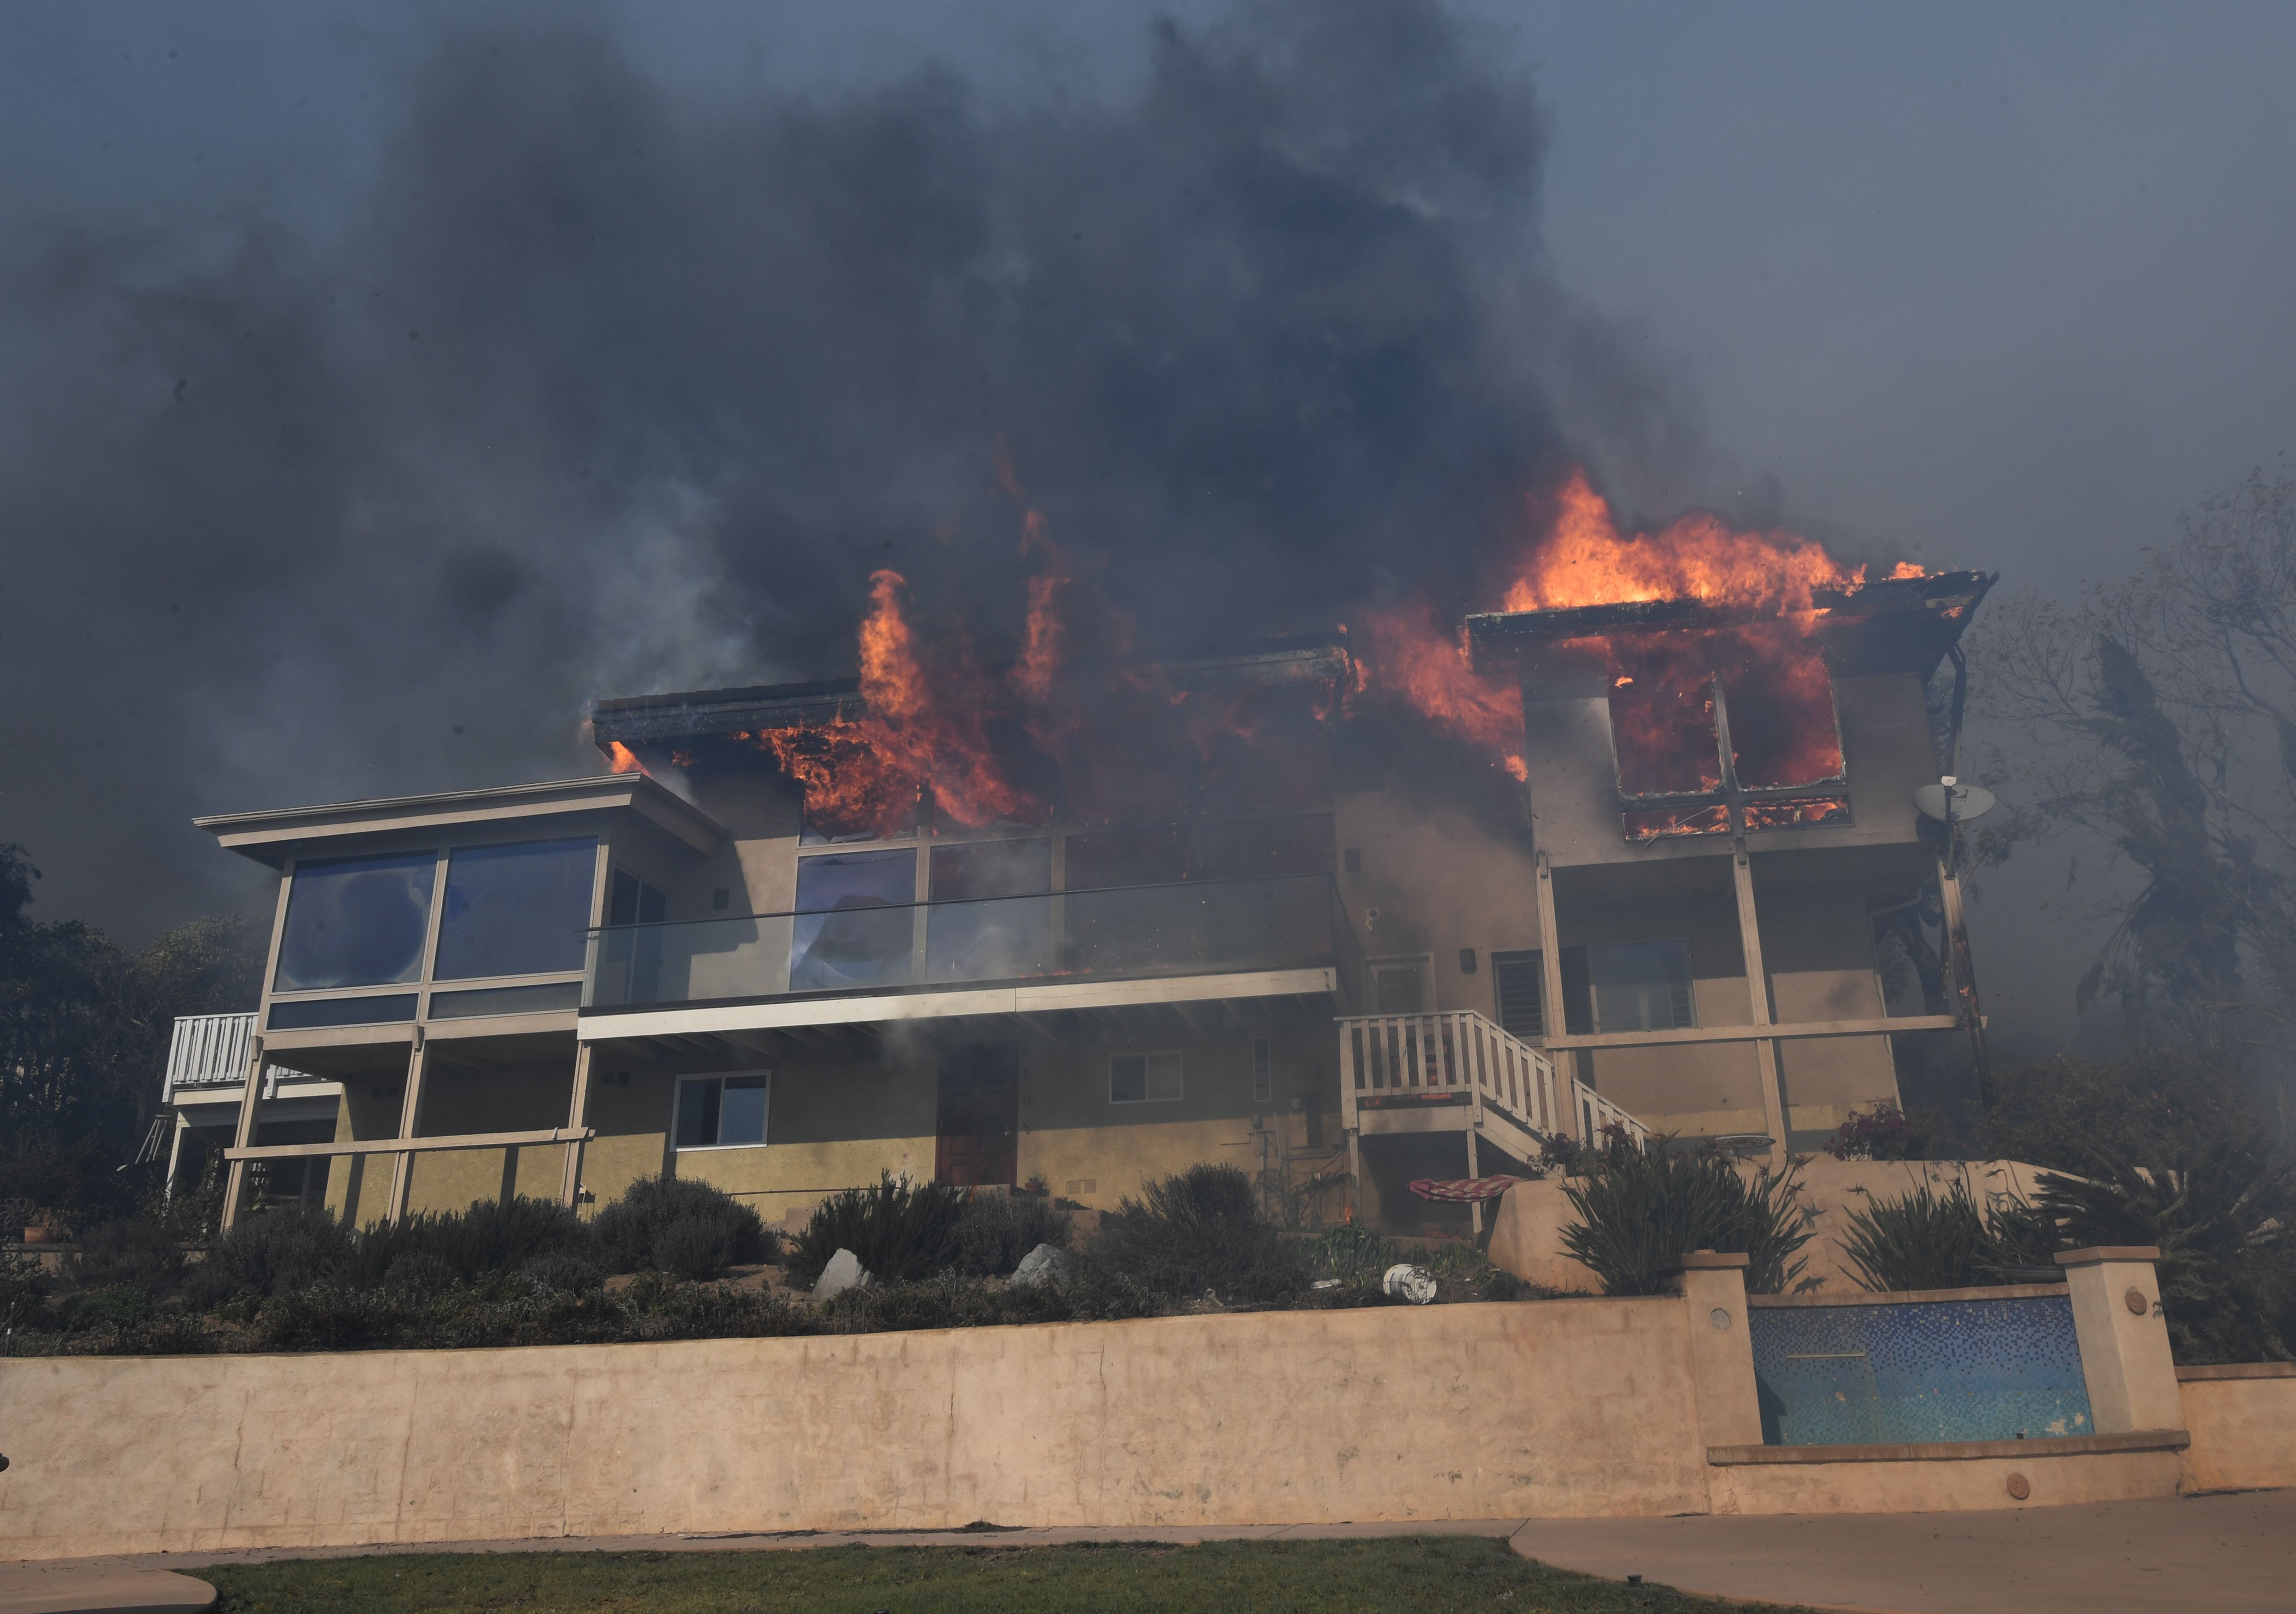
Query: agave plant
[[1559, 1135, 1814, 1296], [1836, 1178, 2053, 1291], [2035, 1140, 2294, 1364]]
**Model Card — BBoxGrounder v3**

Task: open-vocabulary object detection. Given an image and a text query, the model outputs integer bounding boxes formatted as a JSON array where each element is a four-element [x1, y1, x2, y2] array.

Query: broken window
[[1604, 627, 1850, 842]]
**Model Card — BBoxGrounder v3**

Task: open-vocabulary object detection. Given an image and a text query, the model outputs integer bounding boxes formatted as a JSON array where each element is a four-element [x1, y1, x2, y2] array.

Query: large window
[[791, 849, 917, 990], [434, 838, 596, 980], [926, 838, 1052, 981], [1586, 941, 1696, 1033], [274, 851, 437, 991], [1110, 1050, 1183, 1104], [675, 1073, 770, 1149]]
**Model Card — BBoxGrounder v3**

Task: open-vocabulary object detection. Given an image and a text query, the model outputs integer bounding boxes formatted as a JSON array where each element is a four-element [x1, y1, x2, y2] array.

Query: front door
[[935, 1041, 1020, 1186]]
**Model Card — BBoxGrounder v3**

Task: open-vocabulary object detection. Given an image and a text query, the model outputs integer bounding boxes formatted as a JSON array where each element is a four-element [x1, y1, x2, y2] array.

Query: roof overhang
[[1465, 570, 1997, 681], [193, 774, 725, 866], [588, 636, 1353, 749]]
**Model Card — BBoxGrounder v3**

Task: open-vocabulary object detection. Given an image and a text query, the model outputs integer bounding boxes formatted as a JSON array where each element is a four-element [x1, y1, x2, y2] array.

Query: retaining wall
[[2178, 1365, 2296, 1493]]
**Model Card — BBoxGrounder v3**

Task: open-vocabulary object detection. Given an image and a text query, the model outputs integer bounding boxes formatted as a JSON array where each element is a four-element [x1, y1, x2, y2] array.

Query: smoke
[[0, 0, 1702, 937]]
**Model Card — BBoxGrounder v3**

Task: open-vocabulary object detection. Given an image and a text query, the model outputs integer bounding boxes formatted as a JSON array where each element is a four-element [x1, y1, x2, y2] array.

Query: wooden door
[[935, 1041, 1020, 1186]]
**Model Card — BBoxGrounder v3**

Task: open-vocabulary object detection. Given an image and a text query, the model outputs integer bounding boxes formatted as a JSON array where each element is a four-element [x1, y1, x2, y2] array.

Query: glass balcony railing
[[584, 873, 1363, 1012]]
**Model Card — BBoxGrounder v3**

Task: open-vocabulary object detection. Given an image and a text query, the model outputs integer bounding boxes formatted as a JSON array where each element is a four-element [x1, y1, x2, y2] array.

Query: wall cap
[[1706, 1428, 2189, 1466], [2055, 1245, 2161, 1266], [1749, 1283, 2066, 1309], [1667, 1251, 1751, 1271], [2176, 1362, 2296, 1382]]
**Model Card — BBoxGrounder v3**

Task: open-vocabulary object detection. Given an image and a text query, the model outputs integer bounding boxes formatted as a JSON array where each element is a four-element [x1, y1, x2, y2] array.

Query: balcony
[[581, 873, 1365, 1037]]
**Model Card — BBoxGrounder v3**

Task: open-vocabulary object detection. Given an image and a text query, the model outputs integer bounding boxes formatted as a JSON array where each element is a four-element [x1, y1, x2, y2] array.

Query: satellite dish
[[1913, 778, 1995, 823]]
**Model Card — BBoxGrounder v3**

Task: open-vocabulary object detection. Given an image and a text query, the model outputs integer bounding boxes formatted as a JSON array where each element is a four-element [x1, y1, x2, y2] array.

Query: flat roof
[[1466, 569, 1996, 679], [590, 635, 1352, 747], [193, 774, 725, 864]]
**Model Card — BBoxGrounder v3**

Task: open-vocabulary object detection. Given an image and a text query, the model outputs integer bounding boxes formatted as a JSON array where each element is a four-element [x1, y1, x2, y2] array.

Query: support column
[[1675, 1251, 1763, 1449], [162, 1111, 188, 1203], [1729, 843, 1789, 1166], [560, 1043, 596, 1209], [386, 1028, 430, 1226], [1936, 859, 1991, 1102], [218, 1033, 267, 1231], [1533, 852, 1587, 1141], [1464, 1112, 1483, 1238], [2058, 1245, 2184, 1434]]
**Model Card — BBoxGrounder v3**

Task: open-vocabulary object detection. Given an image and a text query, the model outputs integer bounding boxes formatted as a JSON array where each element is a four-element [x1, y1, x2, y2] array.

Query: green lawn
[[204, 1538, 1803, 1613]]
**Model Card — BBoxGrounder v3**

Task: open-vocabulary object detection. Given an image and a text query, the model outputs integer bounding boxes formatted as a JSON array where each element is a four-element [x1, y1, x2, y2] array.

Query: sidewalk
[[8, 1492, 2288, 1613]]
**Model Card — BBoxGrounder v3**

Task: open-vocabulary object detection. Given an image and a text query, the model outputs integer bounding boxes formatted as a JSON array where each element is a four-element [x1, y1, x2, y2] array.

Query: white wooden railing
[[1336, 1009, 1649, 1149]]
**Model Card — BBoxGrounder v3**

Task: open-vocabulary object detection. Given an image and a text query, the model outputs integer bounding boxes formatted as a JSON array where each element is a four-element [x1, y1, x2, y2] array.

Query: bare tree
[[1971, 470, 2296, 1076]]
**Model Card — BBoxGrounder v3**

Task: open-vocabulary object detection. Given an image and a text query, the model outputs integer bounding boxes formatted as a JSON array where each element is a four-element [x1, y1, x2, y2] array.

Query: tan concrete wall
[[0, 1302, 1715, 1558], [2178, 1371, 2296, 1493], [1707, 1446, 2188, 1516]]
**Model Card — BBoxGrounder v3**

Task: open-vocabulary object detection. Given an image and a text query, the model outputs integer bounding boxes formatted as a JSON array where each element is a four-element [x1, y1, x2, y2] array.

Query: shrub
[[1978, 1050, 2273, 1173], [593, 1176, 771, 1279], [1091, 1163, 1304, 1303], [952, 1190, 1071, 1278], [61, 1284, 155, 1332], [1559, 1136, 1814, 1296], [1303, 1223, 1395, 1289], [183, 1207, 350, 1305], [348, 1196, 596, 1286], [74, 1217, 184, 1291], [2035, 1141, 2294, 1364], [1827, 1105, 1934, 1162], [519, 1250, 607, 1293], [1837, 1179, 2044, 1291], [786, 1173, 970, 1287]]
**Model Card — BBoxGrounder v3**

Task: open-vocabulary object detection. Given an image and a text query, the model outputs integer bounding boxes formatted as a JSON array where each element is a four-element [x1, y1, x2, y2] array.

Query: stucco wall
[[0, 1302, 1713, 1559], [2178, 1369, 2296, 1493]]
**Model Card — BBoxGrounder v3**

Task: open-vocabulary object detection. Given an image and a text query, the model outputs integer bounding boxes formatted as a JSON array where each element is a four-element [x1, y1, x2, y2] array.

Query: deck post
[[560, 1043, 595, 1209], [1730, 843, 1789, 1166], [218, 1032, 266, 1232], [386, 1028, 430, 1226]]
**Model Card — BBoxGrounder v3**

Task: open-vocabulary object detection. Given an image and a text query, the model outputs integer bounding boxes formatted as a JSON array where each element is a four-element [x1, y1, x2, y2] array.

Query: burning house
[[170, 473, 1995, 1239]]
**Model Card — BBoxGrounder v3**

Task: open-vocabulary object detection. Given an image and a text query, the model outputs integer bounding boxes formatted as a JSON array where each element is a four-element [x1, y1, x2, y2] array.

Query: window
[[607, 869, 666, 926], [1373, 963, 1426, 1015], [791, 849, 917, 990], [1252, 1037, 1273, 1104], [927, 839, 1052, 981], [274, 850, 437, 991], [1490, 951, 1545, 1041], [1586, 941, 1696, 1033], [433, 838, 596, 980], [674, 1073, 770, 1149], [1110, 1051, 1183, 1104], [1063, 823, 1184, 890]]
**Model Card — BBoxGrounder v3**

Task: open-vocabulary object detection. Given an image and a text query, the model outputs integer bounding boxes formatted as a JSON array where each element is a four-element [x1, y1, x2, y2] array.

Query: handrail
[[1337, 1007, 1650, 1149]]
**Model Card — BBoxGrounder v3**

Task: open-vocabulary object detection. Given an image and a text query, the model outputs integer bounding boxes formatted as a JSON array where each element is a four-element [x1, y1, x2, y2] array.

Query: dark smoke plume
[[0, 0, 1699, 937]]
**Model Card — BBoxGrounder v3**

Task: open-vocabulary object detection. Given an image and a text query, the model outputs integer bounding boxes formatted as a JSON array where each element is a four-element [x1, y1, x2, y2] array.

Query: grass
[[201, 1538, 1800, 1613]]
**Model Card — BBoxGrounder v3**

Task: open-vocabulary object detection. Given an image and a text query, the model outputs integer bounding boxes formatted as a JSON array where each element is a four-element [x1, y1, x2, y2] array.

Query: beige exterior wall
[[0, 1294, 2204, 1559], [2177, 1370, 2296, 1493]]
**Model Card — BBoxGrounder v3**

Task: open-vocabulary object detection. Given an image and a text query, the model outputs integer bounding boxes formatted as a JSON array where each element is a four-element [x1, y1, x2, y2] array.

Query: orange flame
[[1356, 465, 1921, 786], [1502, 467, 1918, 615], [602, 740, 645, 776], [752, 569, 1040, 837], [1357, 599, 1527, 780]]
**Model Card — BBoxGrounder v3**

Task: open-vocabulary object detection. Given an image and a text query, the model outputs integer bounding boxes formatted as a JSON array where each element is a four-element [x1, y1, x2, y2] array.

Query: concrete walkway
[[1510, 1490, 2295, 1613], [9, 1493, 2288, 1613]]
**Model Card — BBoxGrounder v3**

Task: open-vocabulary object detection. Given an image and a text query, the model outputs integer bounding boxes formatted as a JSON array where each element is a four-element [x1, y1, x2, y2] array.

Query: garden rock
[[1382, 1263, 1438, 1304], [812, 1248, 871, 1301], [1009, 1242, 1076, 1289]]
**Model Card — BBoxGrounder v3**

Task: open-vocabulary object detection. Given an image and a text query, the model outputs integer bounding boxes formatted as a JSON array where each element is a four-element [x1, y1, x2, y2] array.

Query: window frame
[[1584, 939, 1698, 1034], [1109, 1050, 1185, 1105], [1489, 949, 1546, 1043], [672, 1070, 774, 1151]]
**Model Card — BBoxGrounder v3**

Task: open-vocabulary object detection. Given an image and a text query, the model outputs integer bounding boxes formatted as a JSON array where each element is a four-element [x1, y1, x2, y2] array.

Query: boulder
[[1382, 1263, 1438, 1305], [1010, 1242, 1077, 1289], [812, 1247, 871, 1301]]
